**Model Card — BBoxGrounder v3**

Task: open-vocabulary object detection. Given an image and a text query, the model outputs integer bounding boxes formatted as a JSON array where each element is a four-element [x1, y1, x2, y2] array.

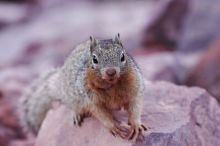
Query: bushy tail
[[18, 70, 57, 135]]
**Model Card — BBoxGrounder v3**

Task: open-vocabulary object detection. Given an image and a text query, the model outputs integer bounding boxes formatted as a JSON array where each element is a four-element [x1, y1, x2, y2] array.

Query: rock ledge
[[35, 81, 220, 146]]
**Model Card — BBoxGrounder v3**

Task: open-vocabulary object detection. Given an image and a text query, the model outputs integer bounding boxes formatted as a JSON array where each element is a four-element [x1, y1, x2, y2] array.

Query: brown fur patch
[[85, 67, 138, 109]]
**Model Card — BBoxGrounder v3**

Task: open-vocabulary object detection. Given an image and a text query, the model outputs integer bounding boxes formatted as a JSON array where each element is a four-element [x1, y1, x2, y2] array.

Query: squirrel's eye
[[93, 55, 98, 64], [120, 53, 125, 62]]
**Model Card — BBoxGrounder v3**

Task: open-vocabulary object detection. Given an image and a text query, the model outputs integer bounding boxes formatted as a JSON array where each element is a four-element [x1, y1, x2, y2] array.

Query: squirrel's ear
[[114, 33, 122, 46], [90, 36, 97, 52]]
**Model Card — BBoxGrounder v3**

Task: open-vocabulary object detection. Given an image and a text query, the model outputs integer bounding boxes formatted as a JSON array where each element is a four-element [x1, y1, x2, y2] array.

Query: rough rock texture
[[186, 39, 220, 103], [35, 81, 220, 146]]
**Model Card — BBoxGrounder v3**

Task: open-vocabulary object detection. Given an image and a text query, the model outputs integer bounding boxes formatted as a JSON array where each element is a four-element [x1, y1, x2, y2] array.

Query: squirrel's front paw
[[73, 114, 85, 127], [128, 123, 148, 141], [109, 124, 130, 139]]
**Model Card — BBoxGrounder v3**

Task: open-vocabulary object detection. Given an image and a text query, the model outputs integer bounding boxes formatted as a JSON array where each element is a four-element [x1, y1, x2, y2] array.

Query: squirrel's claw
[[110, 124, 130, 139], [128, 123, 148, 142], [73, 114, 85, 127], [141, 124, 148, 131]]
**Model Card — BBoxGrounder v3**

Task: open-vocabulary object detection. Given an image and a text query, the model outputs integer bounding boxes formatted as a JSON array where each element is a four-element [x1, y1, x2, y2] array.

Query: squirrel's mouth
[[102, 76, 119, 84]]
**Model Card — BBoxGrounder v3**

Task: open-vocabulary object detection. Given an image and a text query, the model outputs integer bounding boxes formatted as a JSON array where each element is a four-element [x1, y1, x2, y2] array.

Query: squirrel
[[19, 34, 147, 141]]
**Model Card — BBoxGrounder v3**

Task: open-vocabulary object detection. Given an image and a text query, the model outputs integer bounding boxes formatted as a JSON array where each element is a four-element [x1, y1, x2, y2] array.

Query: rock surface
[[186, 39, 220, 103], [35, 81, 220, 146]]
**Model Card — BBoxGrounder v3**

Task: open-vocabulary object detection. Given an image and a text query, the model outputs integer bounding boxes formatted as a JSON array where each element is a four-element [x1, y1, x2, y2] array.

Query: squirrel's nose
[[106, 68, 116, 77]]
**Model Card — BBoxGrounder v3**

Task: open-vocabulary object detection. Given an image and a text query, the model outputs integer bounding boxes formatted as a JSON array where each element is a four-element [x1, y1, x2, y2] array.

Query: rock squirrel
[[19, 34, 147, 141]]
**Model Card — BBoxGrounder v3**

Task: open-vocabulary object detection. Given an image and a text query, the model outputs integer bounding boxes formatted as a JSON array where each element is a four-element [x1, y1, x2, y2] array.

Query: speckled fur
[[19, 35, 146, 140]]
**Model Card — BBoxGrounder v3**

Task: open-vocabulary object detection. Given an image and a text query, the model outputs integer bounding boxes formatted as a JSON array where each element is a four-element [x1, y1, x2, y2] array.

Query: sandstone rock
[[35, 81, 220, 146]]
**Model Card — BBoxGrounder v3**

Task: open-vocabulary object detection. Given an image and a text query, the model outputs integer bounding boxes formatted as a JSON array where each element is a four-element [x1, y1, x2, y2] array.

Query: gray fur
[[19, 37, 145, 136]]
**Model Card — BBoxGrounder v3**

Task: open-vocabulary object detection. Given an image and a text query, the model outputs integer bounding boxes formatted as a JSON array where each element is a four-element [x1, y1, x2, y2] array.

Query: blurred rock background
[[0, 0, 220, 145]]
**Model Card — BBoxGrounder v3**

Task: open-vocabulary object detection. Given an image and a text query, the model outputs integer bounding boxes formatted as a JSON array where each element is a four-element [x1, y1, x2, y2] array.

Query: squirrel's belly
[[106, 100, 125, 111], [109, 106, 122, 111]]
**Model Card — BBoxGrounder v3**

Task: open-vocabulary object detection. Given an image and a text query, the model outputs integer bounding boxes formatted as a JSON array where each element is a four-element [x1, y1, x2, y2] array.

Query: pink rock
[[36, 106, 132, 146], [35, 81, 220, 146]]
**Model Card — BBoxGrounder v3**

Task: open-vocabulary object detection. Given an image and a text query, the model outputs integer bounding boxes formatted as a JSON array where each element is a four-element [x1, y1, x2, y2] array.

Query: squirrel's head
[[89, 34, 128, 84]]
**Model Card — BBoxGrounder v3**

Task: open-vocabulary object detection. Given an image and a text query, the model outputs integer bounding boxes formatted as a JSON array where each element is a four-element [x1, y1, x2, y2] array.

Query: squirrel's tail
[[18, 70, 58, 135]]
